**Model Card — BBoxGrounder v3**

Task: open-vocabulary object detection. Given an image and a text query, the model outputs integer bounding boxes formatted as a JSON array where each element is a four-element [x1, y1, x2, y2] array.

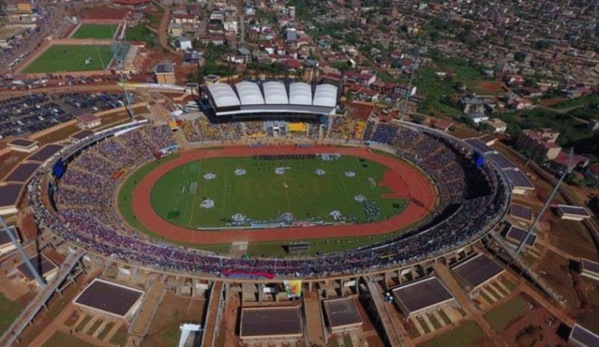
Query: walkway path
[[434, 262, 509, 347], [365, 277, 405, 347], [0, 250, 85, 346]]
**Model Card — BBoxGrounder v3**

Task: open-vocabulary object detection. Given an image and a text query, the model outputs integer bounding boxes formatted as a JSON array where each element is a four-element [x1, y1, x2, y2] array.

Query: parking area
[[0, 93, 71, 139], [0, 92, 135, 139]]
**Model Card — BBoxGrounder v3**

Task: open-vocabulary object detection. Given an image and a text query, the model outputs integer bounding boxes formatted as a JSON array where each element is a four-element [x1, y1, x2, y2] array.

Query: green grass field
[[150, 156, 407, 229], [483, 295, 526, 332], [23, 44, 113, 73], [424, 321, 488, 347], [42, 332, 95, 347], [0, 293, 21, 335], [71, 23, 118, 39]]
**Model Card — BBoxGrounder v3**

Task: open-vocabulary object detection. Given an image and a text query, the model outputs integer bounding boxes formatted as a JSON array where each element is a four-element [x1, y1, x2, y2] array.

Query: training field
[[23, 44, 113, 73], [72, 23, 119, 39], [151, 155, 408, 229]]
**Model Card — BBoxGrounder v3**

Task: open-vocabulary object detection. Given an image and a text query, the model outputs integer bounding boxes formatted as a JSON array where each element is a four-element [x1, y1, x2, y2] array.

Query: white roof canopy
[[263, 81, 289, 104], [289, 82, 313, 105], [207, 81, 338, 115], [235, 81, 265, 105]]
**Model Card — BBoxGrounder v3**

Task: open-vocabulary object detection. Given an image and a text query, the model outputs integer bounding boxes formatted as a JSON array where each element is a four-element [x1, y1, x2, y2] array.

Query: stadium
[[23, 80, 511, 280]]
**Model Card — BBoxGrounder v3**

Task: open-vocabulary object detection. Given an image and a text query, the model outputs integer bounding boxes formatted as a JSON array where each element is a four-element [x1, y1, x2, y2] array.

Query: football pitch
[[71, 23, 119, 39], [151, 155, 408, 229], [23, 45, 113, 73]]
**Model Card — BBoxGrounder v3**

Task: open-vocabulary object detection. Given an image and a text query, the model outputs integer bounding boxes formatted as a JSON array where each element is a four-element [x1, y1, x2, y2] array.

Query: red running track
[[131, 145, 436, 245]]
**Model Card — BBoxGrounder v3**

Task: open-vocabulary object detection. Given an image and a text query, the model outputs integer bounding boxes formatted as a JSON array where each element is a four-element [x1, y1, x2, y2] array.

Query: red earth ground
[[478, 80, 503, 94], [131, 145, 436, 245]]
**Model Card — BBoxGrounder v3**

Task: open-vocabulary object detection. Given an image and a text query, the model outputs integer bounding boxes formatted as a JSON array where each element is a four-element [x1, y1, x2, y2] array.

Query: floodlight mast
[[114, 28, 134, 120], [515, 149, 573, 254], [400, 49, 419, 122], [0, 216, 46, 288]]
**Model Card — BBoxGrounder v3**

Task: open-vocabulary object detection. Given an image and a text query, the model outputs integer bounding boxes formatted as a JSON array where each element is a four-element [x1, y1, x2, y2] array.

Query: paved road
[[151, 0, 174, 52]]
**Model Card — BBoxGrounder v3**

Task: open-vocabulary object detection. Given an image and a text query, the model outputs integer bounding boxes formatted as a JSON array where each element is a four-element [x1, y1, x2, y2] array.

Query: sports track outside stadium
[[27, 120, 511, 280]]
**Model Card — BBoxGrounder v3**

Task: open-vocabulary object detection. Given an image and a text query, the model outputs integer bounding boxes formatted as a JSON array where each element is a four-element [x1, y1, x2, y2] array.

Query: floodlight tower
[[112, 28, 135, 120], [516, 149, 573, 254], [400, 49, 419, 122], [0, 217, 46, 288]]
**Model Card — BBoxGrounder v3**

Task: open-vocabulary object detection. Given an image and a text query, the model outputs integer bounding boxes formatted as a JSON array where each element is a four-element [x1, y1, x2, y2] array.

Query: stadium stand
[[24, 119, 509, 278]]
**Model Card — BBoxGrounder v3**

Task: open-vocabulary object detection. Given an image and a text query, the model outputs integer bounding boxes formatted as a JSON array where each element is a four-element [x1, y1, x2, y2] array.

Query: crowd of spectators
[[27, 122, 508, 278], [242, 121, 265, 137], [181, 120, 202, 143], [362, 120, 376, 141], [327, 116, 357, 140], [194, 116, 225, 141], [371, 122, 399, 144], [307, 122, 321, 140]]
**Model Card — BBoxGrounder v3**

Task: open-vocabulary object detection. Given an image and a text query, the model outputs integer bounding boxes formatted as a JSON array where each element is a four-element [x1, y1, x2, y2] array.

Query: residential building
[[516, 128, 562, 161]]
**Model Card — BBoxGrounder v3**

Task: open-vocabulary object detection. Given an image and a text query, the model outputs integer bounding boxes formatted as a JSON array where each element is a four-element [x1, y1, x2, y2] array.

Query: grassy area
[[479, 291, 494, 305], [424, 321, 487, 347], [551, 94, 599, 109], [109, 327, 128, 346], [97, 322, 114, 340], [438, 310, 452, 325], [87, 319, 103, 336], [119, 151, 428, 256], [549, 218, 599, 261], [413, 65, 462, 117], [126, 24, 155, 47], [151, 156, 407, 228], [42, 332, 95, 347], [23, 45, 113, 73], [72, 23, 118, 39], [0, 293, 21, 335], [483, 296, 526, 332], [76, 315, 92, 332]]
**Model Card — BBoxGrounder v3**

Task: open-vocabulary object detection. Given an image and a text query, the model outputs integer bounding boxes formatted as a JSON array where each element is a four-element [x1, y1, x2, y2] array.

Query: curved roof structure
[[263, 81, 288, 105], [205, 81, 338, 116], [235, 81, 265, 105], [209, 83, 240, 108], [313, 84, 338, 107], [289, 83, 313, 105]]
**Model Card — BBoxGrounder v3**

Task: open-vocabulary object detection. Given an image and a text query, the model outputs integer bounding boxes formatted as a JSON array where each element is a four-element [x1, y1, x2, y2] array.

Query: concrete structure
[[3, 162, 40, 183], [26, 144, 64, 163], [74, 278, 144, 321], [516, 128, 562, 161], [0, 226, 19, 255], [510, 203, 533, 222], [556, 204, 591, 221], [505, 225, 537, 248], [580, 259, 599, 282], [323, 297, 363, 334], [15, 254, 58, 285], [8, 138, 39, 153], [154, 61, 175, 84], [569, 324, 599, 347], [483, 118, 507, 133], [503, 168, 535, 195], [76, 113, 101, 129], [464, 112, 489, 125], [203, 81, 338, 117], [391, 276, 456, 318], [452, 253, 505, 293], [0, 183, 23, 215], [239, 306, 303, 345]]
